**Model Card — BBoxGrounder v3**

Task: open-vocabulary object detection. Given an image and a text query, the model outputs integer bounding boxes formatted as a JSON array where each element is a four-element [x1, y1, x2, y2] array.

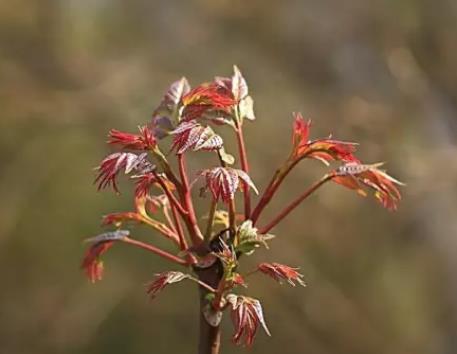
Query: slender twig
[[139, 215, 179, 242], [153, 171, 188, 216], [217, 149, 237, 242], [228, 199, 237, 243], [252, 148, 332, 225], [205, 198, 218, 241], [188, 276, 217, 293], [251, 159, 299, 225], [212, 278, 228, 310], [162, 205, 177, 234], [258, 174, 332, 234], [234, 112, 251, 219], [244, 268, 259, 278], [178, 154, 204, 244], [151, 146, 183, 191], [121, 237, 188, 265], [169, 203, 187, 250], [169, 203, 197, 264]]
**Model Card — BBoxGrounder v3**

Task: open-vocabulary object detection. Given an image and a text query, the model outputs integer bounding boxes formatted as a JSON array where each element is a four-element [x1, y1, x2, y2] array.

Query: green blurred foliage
[[1, 0, 457, 353]]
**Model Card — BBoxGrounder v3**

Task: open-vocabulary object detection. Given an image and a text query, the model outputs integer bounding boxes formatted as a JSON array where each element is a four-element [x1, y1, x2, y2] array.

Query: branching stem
[[234, 109, 251, 219], [121, 237, 188, 266], [178, 154, 204, 244], [251, 158, 299, 225], [154, 171, 188, 217], [259, 174, 332, 234], [205, 198, 218, 241], [139, 215, 178, 242]]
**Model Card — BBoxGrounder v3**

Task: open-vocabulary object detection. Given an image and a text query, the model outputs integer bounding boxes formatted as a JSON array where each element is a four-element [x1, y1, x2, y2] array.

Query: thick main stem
[[196, 264, 223, 354], [198, 298, 221, 354]]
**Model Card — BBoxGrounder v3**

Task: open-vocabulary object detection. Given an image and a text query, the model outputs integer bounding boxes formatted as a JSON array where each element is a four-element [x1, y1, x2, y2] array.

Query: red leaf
[[108, 126, 156, 150], [258, 262, 306, 287], [181, 83, 235, 120], [333, 162, 404, 210], [291, 113, 358, 164], [198, 167, 258, 203], [94, 152, 153, 193], [227, 294, 271, 347], [170, 120, 223, 154], [146, 271, 189, 299]]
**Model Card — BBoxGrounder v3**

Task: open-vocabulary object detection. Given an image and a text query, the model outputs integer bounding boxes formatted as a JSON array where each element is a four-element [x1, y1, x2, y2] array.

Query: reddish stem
[[258, 174, 332, 234], [228, 199, 237, 243], [235, 124, 251, 219], [122, 237, 187, 265], [196, 265, 223, 354], [205, 197, 218, 241], [217, 149, 237, 242], [178, 154, 204, 244], [170, 203, 187, 250], [154, 171, 188, 217], [139, 215, 178, 242], [251, 159, 299, 225], [152, 146, 183, 191]]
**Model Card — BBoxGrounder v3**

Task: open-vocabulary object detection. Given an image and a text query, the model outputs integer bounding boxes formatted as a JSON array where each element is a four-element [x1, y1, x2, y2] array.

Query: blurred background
[[1, 1, 457, 353]]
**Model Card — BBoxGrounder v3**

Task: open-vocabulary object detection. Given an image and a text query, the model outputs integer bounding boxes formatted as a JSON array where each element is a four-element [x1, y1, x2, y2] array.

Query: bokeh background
[[1, 1, 457, 353]]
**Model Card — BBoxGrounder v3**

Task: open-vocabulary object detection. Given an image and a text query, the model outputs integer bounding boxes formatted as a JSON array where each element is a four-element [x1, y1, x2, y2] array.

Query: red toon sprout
[[81, 241, 113, 283], [198, 167, 258, 203], [258, 262, 306, 287], [181, 83, 236, 120], [170, 120, 223, 154], [227, 294, 271, 347], [108, 126, 156, 150], [94, 152, 152, 192], [291, 113, 359, 164], [82, 66, 403, 354], [332, 162, 404, 211], [146, 271, 189, 299], [81, 230, 129, 283]]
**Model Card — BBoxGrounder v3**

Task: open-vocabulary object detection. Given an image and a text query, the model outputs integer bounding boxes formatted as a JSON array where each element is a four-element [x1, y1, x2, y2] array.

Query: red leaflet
[[81, 231, 129, 283], [170, 120, 223, 154], [215, 65, 249, 102], [181, 83, 236, 120], [108, 126, 156, 150], [291, 113, 358, 164], [198, 167, 258, 203], [161, 77, 191, 106], [133, 172, 159, 197], [102, 212, 142, 226], [101, 196, 151, 227], [258, 262, 306, 287], [81, 241, 114, 283], [94, 152, 152, 192], [146, 271, 189, 299], [84, 67, 404, 353], [231, 273, 246, 287], [227, 295, 271, 347], [332, 162, 404, 210]]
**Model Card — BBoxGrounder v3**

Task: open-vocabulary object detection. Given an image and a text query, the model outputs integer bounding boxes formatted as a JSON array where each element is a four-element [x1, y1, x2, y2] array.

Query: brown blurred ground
[[1, 1, 457, 353]]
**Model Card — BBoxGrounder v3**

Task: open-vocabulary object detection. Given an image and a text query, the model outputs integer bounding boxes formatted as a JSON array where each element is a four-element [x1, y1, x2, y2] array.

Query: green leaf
[[219, 147, 235, 165], [204, 292, 216, 302], [236, 220, 275, 255], [239, 96, 255, 121]]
